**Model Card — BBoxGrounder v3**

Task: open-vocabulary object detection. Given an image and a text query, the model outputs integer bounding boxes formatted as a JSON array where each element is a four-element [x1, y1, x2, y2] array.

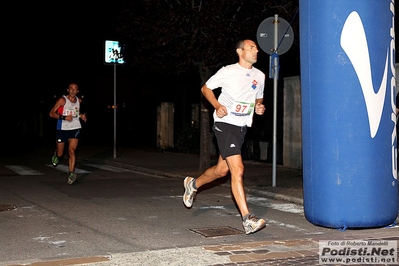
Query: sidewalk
[[75, 145, 304, 205]]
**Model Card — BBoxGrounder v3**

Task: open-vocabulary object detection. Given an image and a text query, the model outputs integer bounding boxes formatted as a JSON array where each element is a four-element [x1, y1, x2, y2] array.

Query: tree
[[108, 0, 299, 171]]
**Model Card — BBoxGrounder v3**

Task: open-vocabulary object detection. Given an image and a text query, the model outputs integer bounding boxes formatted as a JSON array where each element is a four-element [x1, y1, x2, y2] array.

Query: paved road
[[0, 148, 398, 265]]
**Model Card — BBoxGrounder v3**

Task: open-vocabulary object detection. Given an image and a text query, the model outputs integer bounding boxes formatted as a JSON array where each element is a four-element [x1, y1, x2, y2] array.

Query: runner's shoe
[[51, 152, 59, 167], [67, 172, 77, 185], [243, 214, 266, 235], [183, 176, 197, 208]]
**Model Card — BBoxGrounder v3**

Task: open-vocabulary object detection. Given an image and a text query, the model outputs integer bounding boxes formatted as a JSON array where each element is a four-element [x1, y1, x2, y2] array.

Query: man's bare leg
[[195, 155, 229, 187], [225, 154, 250, 217]]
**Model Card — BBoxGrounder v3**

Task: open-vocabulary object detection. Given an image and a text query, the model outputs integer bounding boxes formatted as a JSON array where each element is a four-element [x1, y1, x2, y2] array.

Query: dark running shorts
[[212, 122, 247, 159], [56, 129, 81, 143]]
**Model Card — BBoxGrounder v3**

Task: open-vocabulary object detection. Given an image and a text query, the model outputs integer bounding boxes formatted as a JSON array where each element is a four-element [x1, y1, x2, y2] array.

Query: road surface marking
[[83, 163, 132, 172], [46, 164, 91, 174], [4, 165, 44, 175]]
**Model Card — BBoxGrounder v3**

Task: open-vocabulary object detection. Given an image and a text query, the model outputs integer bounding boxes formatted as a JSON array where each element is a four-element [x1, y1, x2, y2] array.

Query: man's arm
[[201, 84, 228, 118], [49, 97, 66, 120]]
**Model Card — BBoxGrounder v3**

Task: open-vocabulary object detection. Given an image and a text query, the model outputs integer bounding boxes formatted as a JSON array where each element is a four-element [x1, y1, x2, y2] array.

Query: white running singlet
[[56, 96, 82, 130]]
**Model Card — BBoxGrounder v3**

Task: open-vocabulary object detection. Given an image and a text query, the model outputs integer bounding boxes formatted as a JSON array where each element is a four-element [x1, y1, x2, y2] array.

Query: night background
[[4, 0, 397, 161]]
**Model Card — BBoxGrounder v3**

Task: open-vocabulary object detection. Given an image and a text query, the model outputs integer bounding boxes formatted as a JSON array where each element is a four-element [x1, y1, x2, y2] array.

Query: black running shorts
[[212, 122, 246, 159], [56, 129, 81, 143]]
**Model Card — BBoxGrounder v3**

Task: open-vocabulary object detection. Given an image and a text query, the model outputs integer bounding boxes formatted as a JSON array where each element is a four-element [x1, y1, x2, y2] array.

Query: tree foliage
[[108, 0, 299, 171], [110, 0, 299, 76]]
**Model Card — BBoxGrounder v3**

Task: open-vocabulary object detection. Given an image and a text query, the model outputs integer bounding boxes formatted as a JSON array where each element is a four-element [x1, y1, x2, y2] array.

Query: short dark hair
[[235, 40, 245, 50]]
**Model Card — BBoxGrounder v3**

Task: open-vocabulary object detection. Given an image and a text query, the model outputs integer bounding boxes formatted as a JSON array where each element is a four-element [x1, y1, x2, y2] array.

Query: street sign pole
[[256, 14, 294, 187], [272, 14, 279, 187], [113, 63, 117, 159], [105, 40, 125, 159]]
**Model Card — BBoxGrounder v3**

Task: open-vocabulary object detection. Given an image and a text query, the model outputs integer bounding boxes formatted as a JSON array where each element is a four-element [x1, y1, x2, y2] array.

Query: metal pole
[[113, 63, 117, 158], [272, 14, 279, 187]]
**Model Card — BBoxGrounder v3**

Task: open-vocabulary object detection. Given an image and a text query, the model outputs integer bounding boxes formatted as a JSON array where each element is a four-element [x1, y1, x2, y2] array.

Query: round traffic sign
[[257, 16, 294, 55]]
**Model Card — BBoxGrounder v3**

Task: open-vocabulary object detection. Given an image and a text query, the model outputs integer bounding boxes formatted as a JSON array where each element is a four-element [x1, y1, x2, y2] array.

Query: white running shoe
[[183, 176, 197, 208], [243, 214, 266, 235]]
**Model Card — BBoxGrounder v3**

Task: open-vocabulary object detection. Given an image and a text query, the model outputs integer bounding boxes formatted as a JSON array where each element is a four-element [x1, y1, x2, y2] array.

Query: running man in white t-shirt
[[183, 40, 267, 234]]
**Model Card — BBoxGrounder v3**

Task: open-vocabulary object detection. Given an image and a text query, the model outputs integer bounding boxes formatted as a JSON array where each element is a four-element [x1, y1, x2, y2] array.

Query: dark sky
[[3, 1, 398, 149], [4, 2, 124, 146], [7, 2, 398, 111], [10, 2, 112, 100]]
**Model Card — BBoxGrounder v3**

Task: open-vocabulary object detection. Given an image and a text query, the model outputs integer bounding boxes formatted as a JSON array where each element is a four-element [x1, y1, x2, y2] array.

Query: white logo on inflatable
[[340, 11, 388, 138]]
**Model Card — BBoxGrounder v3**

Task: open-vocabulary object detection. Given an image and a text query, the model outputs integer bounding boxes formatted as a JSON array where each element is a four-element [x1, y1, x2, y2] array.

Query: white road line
[[4, 163, 133, 176], [266, 219, 320, 234], [46, 164, 91, 174], [82, 163, 132, 172], [5, 165, 44, 175], [247, 195, 304, 214], [199, 206, 227, 210], [218, 194, 304, 214], [187, 194, 304, 215]]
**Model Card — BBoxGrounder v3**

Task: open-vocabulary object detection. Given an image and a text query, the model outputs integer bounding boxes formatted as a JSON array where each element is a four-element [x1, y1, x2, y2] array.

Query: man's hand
[[65, 115, 73, 122], [255, 103, 266, 115], [80, 113, 87, 122], [216, 105, 228, 118]]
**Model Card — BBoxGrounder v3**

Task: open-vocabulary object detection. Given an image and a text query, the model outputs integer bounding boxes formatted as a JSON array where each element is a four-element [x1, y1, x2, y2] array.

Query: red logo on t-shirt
[[251, 80, 258, 89]]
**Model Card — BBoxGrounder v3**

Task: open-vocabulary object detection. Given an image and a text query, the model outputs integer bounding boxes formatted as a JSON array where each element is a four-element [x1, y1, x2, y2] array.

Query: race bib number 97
[[231, 101, 255, 116]]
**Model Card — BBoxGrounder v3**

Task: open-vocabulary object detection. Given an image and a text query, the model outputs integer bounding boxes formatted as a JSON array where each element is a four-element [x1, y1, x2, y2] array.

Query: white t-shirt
[[206, 63, 265, 127]]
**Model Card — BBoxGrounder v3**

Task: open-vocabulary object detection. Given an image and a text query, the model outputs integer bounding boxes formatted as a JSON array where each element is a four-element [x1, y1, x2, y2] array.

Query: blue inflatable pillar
[[299, 0, 398, 229]]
